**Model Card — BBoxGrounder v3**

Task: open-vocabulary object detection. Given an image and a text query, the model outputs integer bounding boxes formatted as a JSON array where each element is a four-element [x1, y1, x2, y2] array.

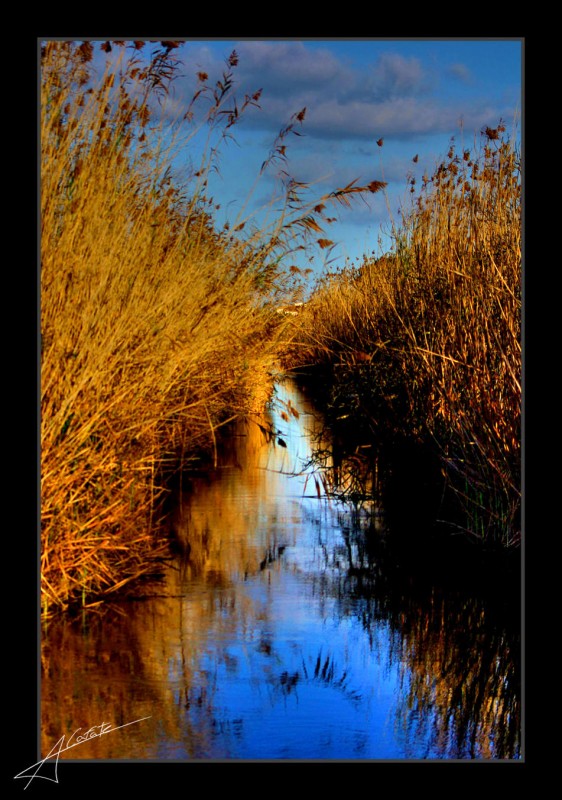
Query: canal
[[41, 377, 521, 760]]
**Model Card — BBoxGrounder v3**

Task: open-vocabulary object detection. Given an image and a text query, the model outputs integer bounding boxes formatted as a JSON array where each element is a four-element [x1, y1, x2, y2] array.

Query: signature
[[14, 716, 151, 789]]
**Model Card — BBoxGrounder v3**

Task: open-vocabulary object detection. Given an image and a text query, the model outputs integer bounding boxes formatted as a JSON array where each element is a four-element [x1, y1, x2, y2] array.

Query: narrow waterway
[[41, 377, 521, 761]]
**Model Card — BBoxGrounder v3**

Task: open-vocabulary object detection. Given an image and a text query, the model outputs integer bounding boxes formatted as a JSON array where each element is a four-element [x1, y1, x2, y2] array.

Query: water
[[41, 378, 521, 761]]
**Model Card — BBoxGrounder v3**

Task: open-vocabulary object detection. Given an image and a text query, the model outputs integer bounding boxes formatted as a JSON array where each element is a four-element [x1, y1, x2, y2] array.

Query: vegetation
[[288, 124, 521, 549], [40, 40, 382, 617], [41, 41, 280, 617], [41, 38, 520, 623]]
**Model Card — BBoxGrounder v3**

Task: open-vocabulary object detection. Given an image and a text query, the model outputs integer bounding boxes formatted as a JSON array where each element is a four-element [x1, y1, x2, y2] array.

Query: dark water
[[41, 378, 521, 761]]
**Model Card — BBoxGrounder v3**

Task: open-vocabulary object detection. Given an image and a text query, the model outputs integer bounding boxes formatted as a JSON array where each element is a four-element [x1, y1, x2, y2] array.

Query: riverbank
[[40, 42, 301, 618], [285, 124, 521, 553], [41, 41, 390, 619]]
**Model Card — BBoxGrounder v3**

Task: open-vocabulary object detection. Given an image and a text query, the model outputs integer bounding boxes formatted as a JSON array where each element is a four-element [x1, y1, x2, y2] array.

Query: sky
[[90, 38, 523, 281]]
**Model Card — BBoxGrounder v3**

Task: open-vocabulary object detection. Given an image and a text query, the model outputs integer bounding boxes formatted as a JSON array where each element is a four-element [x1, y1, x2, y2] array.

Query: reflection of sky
[[260, 379, 331, 491], [41, 377, 520, 761], [165, 379, 406, 759], [158, 378, 517, 759], [191, 585, 403, 760]]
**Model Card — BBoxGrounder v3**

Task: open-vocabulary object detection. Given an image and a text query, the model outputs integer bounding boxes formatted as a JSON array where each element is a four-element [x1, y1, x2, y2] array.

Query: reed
[[41, 40, 387, 617], [290, 123, 521, 548], [40, 41, 298, 617]]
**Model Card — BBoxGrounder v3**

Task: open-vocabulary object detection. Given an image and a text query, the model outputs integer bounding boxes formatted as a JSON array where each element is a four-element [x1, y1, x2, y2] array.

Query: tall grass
[[290, 123, 521, 548], [40, 41, 297, 617], [41, 40, 385, 617]]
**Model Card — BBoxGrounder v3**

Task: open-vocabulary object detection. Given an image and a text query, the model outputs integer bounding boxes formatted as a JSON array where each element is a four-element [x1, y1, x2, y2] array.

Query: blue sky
[[93, 38, 523, 279]]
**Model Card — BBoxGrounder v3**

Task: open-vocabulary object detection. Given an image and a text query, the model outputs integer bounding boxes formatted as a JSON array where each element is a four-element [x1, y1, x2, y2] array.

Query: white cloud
[[142, 41, 517, 150], [447, 62, 473, 84]]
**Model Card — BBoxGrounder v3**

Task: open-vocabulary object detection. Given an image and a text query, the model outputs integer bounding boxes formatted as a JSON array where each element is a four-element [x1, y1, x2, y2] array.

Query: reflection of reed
[[41, 604, 186, 759], [393, 591, 520, 759], [170, 415, 293, 584], [41, 389, 314, 760], [41, 565, 274, 759], [41, 380, 520, 760], [304, 650, 362, 705], [307, 522, 521, 759], [262, 649, 363, 711]]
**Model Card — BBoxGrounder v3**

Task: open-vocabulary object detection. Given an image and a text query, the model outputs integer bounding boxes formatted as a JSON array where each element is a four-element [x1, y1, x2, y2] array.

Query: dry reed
[[41, 40, 386, 617], [40, 41, 295, 617], [290, 123, 521, 548]]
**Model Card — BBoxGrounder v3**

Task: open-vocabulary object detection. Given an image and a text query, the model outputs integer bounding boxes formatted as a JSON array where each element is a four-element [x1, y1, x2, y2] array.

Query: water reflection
[[41, 378, 521, 760]]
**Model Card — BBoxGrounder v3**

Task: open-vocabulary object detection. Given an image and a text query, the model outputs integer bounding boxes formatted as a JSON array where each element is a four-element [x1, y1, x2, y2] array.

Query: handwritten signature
[[14, 716, 151, 789]]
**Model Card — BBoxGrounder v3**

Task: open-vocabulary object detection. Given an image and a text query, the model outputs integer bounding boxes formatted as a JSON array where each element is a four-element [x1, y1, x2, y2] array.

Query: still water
[[41, 378, 521, 761]]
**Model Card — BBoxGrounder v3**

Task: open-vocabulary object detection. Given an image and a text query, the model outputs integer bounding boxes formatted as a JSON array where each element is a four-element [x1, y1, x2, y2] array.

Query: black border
[[16, 29, 530, 792]]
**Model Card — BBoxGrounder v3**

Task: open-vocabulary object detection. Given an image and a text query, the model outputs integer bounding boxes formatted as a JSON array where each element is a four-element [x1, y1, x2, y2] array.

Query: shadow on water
[[319, 516, 520, 759], [41, 377, 521, 761]]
